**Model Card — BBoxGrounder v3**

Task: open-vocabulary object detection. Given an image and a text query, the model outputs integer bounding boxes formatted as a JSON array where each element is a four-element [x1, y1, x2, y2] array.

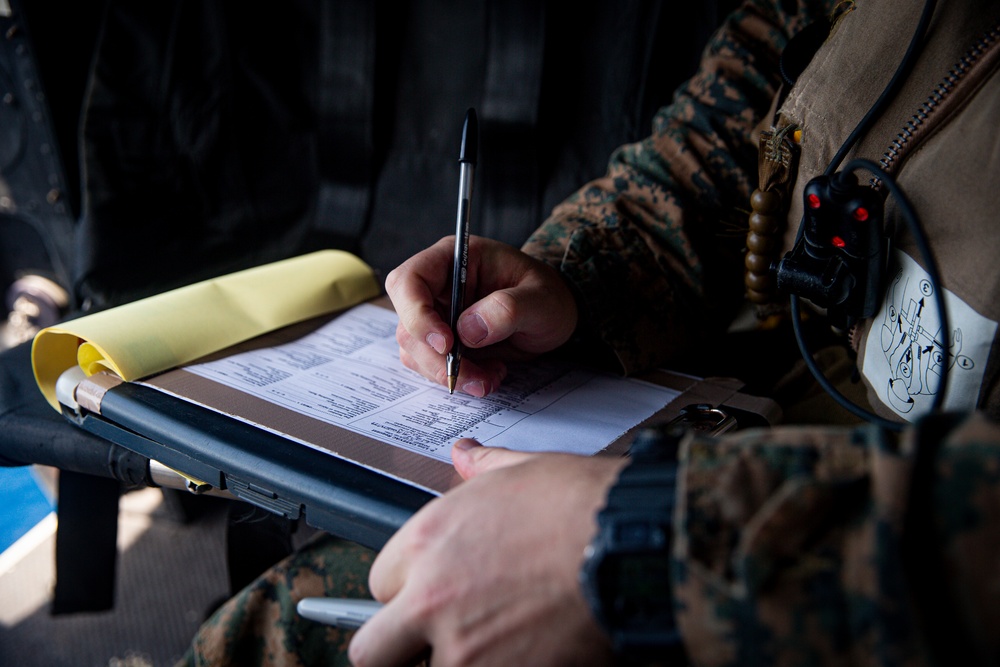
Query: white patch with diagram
[[862, 251, 997, 420]]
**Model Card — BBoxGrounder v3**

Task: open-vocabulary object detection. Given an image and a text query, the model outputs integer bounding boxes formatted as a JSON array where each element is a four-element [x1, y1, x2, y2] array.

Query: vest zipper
[[849, 22, 1000, 351], [871, 22, 1000, 188]]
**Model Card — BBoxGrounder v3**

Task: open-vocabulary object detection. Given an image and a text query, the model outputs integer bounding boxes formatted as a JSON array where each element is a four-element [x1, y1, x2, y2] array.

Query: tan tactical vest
[[768, 0, 1000, 422]]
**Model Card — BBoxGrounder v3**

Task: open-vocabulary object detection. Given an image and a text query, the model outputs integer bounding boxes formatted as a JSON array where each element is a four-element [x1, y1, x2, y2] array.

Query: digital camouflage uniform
[[674, 411, 1000, 666], [182, 0, 1000, 664], [525, 0, 1000, 662], [525, 0, 833, 375], [179, 535, 374, 667]]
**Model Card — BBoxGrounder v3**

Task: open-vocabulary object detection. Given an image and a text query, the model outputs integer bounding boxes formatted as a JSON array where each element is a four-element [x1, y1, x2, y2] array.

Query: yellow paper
[[32, 250, 380, 411]]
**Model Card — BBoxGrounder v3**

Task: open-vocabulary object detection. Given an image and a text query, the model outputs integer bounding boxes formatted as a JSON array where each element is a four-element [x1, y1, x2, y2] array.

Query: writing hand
[[385, 236, 578, 397], [347, 440, 623, 667]]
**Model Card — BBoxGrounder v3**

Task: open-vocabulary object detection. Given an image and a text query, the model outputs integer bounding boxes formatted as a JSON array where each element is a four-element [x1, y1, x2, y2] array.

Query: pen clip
[[459, 107, 478, 165]]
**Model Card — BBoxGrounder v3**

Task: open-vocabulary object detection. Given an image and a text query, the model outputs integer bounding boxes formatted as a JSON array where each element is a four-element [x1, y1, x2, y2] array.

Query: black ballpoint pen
[[447, 108, 478, 394]]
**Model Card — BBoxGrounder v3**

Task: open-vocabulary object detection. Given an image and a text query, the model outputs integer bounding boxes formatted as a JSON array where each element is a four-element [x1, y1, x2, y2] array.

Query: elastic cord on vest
[[824, 0, 938, 177], [791, 158, 949, 432], [788, 0, 947, 431], [791, 0, 936, 250]]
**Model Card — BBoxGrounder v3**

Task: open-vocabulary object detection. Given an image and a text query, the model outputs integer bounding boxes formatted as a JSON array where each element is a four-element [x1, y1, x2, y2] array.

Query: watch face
[[598, 552, 672, 630], [583, 457, 680, 650]]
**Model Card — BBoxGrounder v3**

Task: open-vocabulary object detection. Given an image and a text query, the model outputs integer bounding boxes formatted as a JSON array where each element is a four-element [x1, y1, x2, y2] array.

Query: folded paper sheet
[[31, 251, 381, 411]]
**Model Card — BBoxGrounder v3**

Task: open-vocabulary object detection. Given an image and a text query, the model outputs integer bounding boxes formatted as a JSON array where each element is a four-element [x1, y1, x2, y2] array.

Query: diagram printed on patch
[[862, 252, 997, 420]]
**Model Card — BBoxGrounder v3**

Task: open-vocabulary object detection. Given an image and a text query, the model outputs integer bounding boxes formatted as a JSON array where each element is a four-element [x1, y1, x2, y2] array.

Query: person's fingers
[[458, 270, 577, 355], [456, 357, 506, 397], [385, 237, 455, 357], [363, 495, 424, 607], [389, 235, 576, 393], [396, 322, 449, 384], [398, 323, 507, 396], [398, 344, 501, 398], [355, 446, 624, 666], [348, 594, 430, 667], [452, 440, 536, 480]]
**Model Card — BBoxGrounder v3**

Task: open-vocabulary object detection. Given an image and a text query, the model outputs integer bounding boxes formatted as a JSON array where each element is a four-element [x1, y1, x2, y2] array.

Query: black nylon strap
[[52, 471, 121, 614], [314, 0, 377, 244], [479, 0, 546, 246]]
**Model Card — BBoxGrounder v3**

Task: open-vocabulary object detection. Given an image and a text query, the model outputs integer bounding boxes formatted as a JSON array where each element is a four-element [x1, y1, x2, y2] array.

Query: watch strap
[[583, 426, 685, 662]]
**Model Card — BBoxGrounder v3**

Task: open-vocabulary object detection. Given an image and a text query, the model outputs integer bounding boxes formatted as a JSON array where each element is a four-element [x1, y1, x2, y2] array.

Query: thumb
[[452, 439, 535, 480]]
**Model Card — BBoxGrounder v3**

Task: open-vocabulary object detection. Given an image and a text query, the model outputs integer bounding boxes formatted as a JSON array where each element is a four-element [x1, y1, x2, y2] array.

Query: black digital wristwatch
[[580, 425, 685, 664]]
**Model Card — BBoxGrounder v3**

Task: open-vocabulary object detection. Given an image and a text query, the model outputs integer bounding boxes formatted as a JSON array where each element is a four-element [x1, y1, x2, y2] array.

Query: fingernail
[[458, 313, 489, 344], [462, 380, 486, 398], [454, 439, 477, 451], [426, 332, 447, 354]]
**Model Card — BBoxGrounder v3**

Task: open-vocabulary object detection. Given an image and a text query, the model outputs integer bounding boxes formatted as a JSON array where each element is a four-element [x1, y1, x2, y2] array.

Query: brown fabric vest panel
[[774, 0, 1000, 419]]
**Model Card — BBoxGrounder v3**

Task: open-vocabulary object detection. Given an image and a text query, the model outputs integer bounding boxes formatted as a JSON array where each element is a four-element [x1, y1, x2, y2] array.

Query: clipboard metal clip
[[56, 367, 123, 416], [148, 460, 223, 496], [57, 366, 231, 498]]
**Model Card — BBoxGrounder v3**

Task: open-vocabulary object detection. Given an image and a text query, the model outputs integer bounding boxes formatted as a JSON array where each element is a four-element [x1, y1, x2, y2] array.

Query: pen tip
[[447, 376, 457, 394]]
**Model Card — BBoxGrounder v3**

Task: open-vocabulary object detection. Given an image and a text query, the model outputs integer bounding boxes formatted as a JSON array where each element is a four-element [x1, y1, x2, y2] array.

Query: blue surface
[[0, 466, 55, 553]]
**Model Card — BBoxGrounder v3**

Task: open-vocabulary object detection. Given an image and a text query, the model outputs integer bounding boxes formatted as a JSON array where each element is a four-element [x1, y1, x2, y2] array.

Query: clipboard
[[32, 251, 779, 550], [56, 354, 780, 551], [59, 374, 433, 551]]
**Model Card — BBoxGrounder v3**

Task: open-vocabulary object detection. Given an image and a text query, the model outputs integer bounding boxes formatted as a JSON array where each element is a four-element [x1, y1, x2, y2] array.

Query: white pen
[[297, 597, 384, 630]]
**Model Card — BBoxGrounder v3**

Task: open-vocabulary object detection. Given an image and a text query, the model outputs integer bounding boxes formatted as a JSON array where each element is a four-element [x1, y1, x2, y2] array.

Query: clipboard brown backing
[[68, 298, 780, 550], [138, 301, 780, 495], [140, 366, 778, 496]]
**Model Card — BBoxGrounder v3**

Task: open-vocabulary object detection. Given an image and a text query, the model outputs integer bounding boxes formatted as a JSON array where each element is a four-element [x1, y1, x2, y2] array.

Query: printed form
[[183, 303, 680, 463]]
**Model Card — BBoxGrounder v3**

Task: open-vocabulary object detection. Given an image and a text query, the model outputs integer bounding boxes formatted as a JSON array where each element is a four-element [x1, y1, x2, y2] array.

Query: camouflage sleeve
[[674, 411, 1000, 666], [522, 0, 834, 374], [178, 534, 375, 667]]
